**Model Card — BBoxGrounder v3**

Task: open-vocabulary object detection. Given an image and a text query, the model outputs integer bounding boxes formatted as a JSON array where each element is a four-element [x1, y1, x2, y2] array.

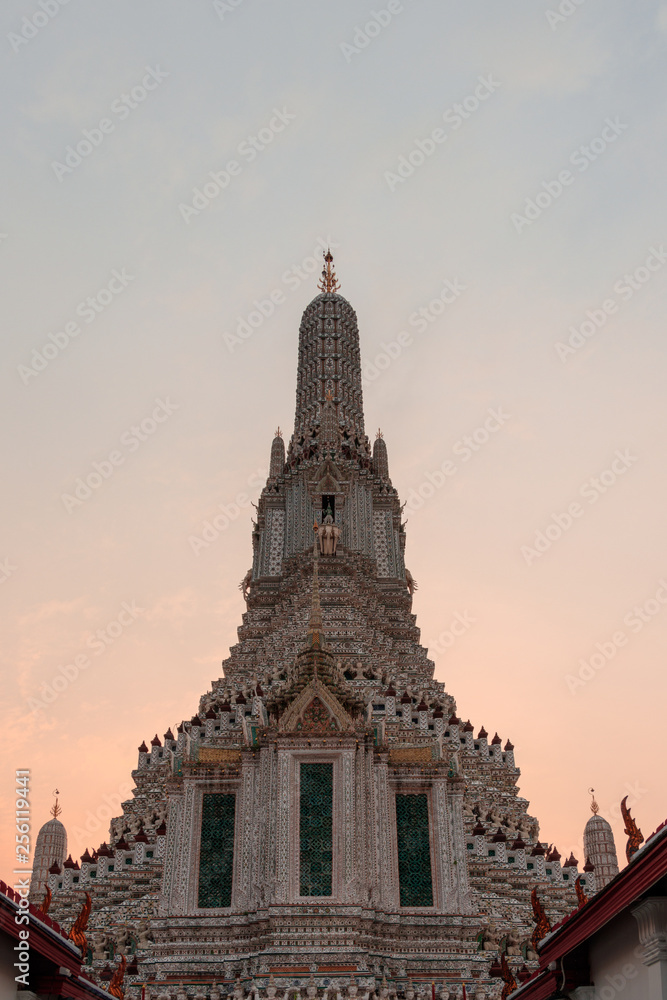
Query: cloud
[[143, 588, 199, 624], [17, 597, 88, 626]]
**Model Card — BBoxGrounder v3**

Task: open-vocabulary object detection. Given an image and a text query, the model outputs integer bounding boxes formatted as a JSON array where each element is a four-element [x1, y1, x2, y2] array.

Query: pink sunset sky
[[2, 0, 667, 883]]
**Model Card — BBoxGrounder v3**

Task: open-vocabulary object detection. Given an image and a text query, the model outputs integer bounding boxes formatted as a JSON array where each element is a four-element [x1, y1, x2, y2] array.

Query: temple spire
[[584, 788, 620, 889], [291, 249, 367, 456], [317, 248, 340, 294], [269, 427, 286, 480], [372, 430, 390, 480]]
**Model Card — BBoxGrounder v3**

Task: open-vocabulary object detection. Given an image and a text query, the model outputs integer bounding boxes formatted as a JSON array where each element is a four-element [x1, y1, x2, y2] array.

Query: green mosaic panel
[[198, 793, 235, 908], [300, 762, 333, 896], [395, 793, 434, 907]]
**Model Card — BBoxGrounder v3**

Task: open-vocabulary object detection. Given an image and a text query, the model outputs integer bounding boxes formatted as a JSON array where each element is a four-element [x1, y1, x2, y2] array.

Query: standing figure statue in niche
[[318, 512, 340, 556]]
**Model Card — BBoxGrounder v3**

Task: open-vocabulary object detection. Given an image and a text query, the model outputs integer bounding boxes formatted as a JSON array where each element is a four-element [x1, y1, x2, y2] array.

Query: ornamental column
[[631, 897, 667, 1000], [273, 748, 291, 903], [374, 752, 395, 908], [447, 774, 474, 913]]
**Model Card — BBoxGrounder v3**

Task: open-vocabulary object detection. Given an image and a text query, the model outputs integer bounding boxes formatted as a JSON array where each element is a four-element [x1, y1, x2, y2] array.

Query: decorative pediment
[[280, 677, 355, 733], [318, 471, 340, 493], [297, 696, 337, 732], [312, 458, 344, 494]]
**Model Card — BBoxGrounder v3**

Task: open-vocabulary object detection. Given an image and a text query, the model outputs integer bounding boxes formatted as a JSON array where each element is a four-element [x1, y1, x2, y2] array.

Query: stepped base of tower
[[218, 546, 439, 698], [140, 907, 487, 988]]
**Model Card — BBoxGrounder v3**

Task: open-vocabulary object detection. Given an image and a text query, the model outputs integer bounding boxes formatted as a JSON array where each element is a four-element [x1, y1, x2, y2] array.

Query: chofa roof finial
[[621, 795, 645, 862]]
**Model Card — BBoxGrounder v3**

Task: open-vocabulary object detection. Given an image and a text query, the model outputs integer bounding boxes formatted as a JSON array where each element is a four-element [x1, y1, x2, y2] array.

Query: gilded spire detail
[[293, 243, 366, 448], [51, 789, 62, 819], [318, 249, 341, 294], [589, 787, 599, 815]]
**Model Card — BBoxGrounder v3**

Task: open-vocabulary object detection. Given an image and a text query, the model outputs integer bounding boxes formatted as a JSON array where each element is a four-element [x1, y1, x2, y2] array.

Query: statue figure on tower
[[318, 510, 340, 556]]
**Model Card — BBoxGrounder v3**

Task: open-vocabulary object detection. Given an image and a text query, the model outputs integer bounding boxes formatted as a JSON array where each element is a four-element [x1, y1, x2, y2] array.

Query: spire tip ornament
[[51, 789, 62, 819], [589, 787, 599, 815], [318, 248, 341, 294]]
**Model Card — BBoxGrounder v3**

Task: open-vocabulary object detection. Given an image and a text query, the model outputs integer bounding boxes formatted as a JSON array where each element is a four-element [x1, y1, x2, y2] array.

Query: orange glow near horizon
[[1, 0, 665, 906]]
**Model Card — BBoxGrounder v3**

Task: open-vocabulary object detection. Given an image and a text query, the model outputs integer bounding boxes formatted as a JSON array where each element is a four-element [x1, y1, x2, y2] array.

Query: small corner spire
[[317, 248, 341, 294], [51, 788, 62, 819]]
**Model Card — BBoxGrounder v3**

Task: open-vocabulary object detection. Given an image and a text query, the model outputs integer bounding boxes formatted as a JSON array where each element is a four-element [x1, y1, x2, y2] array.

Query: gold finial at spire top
[[317, 248, 341, 294], [376, 428, 383, 440], [51, 789, 62, 819], [589, 788, 599, 815], [275, 426, 282, 438]]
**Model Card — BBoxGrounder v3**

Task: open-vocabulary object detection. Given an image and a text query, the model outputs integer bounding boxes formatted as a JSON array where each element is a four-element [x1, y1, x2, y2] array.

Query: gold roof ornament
[[575, 874, 588, 908], [589, 787, 599, 815], [621, 795, 645, 863], [376, 429, 383, 439], [530, 886, 551, 950], [69, 892, 92, 952], [499, 951, 517, 998], [108, 954, 127, 999], [275, 427, 283, 438], [318, 248, 341, 294], [51, 789, 62, 819], [38, 885, 52, 916]]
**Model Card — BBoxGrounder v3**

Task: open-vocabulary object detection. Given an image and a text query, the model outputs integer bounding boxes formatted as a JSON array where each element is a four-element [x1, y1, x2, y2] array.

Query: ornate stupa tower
[[584, 790, 620, 890], [219, 248, 431, 693], [45, 251, 587, 998], [29, 792, 67, 904]]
